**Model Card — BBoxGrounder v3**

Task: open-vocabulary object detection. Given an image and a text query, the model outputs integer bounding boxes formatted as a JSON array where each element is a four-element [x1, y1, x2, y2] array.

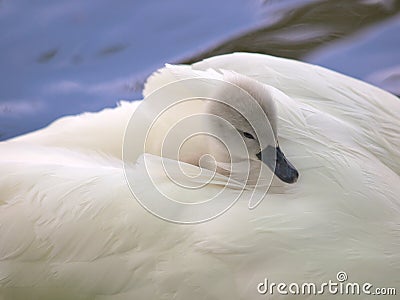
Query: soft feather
[[1, 53, 399, 299]]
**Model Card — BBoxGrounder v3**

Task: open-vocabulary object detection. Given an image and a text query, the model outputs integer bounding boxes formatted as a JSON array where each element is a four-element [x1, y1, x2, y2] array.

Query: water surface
[[0, 0, 399, 140]]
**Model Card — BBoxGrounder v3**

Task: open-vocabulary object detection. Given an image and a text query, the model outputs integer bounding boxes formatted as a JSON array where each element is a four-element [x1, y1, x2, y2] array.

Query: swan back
[[1, 53, 399, 299]]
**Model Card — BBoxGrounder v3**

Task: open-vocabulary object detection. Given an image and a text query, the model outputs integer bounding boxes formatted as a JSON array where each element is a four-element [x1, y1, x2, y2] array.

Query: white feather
[[1, 53, 399, 299]]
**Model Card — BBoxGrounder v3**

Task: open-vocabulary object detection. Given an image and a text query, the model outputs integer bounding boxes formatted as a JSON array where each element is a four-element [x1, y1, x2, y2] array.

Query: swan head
[[199, 72, 299, 185], [139, 69, 298, 187]]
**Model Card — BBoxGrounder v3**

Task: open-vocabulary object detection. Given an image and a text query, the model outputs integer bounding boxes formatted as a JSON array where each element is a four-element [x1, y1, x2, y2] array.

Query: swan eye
[[243, 132, 255, 140]]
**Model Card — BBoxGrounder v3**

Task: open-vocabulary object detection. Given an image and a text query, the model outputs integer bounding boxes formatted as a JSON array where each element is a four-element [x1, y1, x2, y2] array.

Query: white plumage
[[0, 53, 399, 299]]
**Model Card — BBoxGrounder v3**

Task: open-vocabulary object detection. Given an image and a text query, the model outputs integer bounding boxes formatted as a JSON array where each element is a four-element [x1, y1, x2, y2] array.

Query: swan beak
[[256, 146, 299, 183]]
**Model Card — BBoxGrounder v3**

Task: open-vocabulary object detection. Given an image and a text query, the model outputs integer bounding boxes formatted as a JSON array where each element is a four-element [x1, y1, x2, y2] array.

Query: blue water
[[0, 0, 399, 140]]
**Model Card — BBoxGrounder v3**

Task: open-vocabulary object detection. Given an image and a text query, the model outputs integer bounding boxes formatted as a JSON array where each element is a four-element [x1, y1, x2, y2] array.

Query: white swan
[[0, 53, 399, 299]]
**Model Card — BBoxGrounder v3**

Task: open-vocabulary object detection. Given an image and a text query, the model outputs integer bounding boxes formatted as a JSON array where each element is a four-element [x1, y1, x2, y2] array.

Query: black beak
[[256, 146, 299, 184]]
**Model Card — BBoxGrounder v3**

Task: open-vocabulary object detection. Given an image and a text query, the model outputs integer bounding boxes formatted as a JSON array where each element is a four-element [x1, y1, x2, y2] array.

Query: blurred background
[[0, 0, 399, 140]]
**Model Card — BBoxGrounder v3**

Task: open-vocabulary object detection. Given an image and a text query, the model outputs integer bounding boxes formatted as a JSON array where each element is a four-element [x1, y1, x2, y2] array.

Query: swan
[[0, 52, 399, 299]]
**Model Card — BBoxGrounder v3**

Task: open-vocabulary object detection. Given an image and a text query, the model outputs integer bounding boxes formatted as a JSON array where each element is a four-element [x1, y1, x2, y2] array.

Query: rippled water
[[0, 0, 399, 140]]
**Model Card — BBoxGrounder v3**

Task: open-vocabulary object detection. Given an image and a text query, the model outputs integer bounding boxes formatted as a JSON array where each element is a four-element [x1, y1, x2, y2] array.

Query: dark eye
[[243, 132, 255, 140]]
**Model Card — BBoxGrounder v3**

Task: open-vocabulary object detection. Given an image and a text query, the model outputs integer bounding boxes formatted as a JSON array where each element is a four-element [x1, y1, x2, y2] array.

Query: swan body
[[0, 53, 399, 299]]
